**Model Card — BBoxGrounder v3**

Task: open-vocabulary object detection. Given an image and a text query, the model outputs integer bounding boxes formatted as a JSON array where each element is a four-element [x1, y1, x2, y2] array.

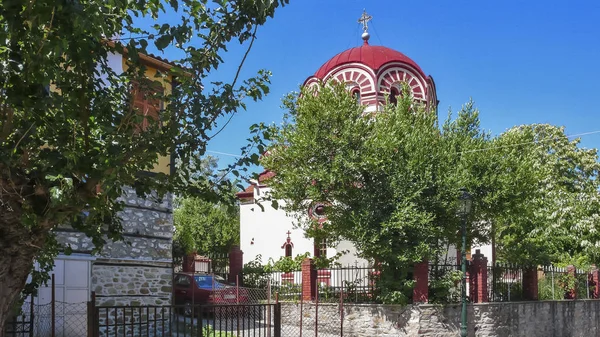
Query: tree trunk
[[0, 240, 39, 337], [0, 196, 45, 337]]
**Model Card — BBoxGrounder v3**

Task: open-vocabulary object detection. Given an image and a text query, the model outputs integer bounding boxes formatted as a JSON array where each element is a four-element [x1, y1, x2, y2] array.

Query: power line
[[369, 20, 384, 46], [457, 129, 600, 155], [206, 150, 243, 158]]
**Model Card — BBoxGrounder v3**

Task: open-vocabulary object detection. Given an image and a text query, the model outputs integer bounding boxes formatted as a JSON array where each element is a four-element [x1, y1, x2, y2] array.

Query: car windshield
[[194, 275, 228, 290]]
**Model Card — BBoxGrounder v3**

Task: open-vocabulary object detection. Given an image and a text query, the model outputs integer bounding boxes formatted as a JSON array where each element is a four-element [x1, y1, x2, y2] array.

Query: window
[[314, 238, 327, 258], [389, 87, 400, 105], [174, 275, 191, 288], [131, 80, 163, 131], [285, 244, 292, 257], [351, 88, 361, 104]]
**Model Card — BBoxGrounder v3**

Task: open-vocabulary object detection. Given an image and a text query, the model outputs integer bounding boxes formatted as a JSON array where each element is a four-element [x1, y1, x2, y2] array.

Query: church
[[237, 11, 491, 269]]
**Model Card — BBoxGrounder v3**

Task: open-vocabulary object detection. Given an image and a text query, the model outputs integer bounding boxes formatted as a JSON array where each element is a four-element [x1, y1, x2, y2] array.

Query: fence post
[[228, 245, 244, 284], [413, 259, 429, 303], [87, 292, 96, 337], [51, 273, 55, 337], [273, 303, 282, 337], [469, 250, 488, 303], [522, 266, 539, 300], [565, 265, 577, 299], [29, 295, 34, 337], [590, 265, 600, 299], [301, 258, 317, 301]]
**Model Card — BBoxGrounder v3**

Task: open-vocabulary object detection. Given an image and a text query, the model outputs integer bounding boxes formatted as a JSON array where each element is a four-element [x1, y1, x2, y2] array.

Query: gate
[[4, 300, 34, 337], [88, 302, 281, 337]]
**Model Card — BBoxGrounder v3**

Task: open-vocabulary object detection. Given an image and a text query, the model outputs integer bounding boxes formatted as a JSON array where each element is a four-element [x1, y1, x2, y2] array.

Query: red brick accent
[[469, 250, 488, 303], [301, 258, 317, 301], [182, 252, 196, 273], [228, 246, 244, 284], [413, 260, 429, 303], [522, 267, 539, 300], [565, 265, 577, 299], [591, 265, 600, 299]]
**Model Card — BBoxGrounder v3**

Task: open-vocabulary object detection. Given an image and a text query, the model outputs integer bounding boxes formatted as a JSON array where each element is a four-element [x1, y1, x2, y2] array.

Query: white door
[[35, 256, 92, 337]]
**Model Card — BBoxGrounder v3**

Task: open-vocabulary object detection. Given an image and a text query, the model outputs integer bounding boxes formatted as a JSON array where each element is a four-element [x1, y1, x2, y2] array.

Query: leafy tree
[[261, 81, 600, 302], [490, 124, 600, 265], [262, 83, 475, 300], [0, 0, 289, 328], [173, 193, 240, 260], [172, 155, 240, 262]]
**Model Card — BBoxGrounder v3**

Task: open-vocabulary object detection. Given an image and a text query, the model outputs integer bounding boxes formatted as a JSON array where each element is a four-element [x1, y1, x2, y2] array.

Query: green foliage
[[0, 0, 290, 322], [173, 157, 240, 262], [260, 80, 600, 301], [202, 326, 236, 337], [428, 270, 463, 304]]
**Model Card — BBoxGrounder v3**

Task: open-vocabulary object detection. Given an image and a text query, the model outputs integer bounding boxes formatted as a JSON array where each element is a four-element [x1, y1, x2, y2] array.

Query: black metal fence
[[90, 303, 281, 337], [428, 263, 462, 303], [487, 263, 524, 302], [207, 253, 230, 281], [5, 301, 34, 337], [317, 265, 378, 303]]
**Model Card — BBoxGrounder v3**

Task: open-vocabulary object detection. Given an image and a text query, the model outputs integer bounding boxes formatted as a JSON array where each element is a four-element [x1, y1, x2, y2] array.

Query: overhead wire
[[457, 130, 600, 155], [369, 20, 384, 46]]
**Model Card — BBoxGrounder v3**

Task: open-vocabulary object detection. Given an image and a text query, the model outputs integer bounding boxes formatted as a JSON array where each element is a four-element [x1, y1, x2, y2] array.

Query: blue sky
[[149, 1, 600, 172]]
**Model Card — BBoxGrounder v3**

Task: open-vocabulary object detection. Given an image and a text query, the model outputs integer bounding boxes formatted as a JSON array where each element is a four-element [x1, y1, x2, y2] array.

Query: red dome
[[313, 44, 426, 80]]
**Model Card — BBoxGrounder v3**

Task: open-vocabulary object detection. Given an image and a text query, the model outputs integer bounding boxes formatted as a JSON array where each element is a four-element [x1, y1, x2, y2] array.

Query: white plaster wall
[[240, 187, 313, 265], [472, 242, 493, 264], [240, 186, 369, 267]]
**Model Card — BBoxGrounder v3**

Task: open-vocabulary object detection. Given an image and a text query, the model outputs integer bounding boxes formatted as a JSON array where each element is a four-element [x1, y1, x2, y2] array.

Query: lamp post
[[458, 188, 473, 337]]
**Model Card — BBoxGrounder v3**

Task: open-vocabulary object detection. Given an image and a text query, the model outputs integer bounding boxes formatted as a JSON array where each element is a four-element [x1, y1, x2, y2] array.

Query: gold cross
[[358, 9, 372, 33]]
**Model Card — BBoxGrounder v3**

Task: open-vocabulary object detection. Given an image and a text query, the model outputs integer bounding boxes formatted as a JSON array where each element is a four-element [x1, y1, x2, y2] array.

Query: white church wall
[[240, 186, 314, 265], [240, 186, 369, 267]]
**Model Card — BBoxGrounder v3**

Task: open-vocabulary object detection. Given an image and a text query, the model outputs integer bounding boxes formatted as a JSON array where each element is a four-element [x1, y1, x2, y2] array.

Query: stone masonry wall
[[281, 300, 600, 337], [92, 261, 172, 307], [55, 186, 173, 307]]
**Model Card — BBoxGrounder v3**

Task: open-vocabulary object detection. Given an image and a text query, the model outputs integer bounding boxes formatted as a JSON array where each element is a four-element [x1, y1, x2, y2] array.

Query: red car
[[173, 273, 248, 315]]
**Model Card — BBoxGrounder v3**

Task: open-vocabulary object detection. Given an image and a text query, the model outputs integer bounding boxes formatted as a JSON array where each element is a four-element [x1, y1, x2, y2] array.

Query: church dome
[[303, 11, 438, 111], [313, 44, 426, 80]]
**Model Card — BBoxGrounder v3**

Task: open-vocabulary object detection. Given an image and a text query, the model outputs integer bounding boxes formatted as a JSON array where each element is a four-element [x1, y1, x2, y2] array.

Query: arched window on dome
[[351, 88, 361, 104], [389, 87, 400, 106]]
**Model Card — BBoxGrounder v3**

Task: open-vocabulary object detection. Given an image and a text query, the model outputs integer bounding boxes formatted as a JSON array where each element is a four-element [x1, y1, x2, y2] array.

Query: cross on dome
[[358, 9, 372, 43]]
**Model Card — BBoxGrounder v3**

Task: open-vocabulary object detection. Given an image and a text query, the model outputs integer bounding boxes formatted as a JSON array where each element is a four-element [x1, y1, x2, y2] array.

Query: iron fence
[[317, 265, 378, 303], [487, 263, 524, 302], [428, 263, 462, 303], [5, 301, 33, 337], [243, 270, 303, 302], [91, 303, 281, 337], [538, 265, 595, 300], [206, 253, 230, 280]]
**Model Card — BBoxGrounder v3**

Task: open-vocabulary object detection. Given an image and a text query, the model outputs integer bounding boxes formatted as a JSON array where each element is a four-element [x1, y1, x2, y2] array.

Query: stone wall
[[54, 186, 173, 306], [92, 260, 172, 307], [281, 300, 600, 336]]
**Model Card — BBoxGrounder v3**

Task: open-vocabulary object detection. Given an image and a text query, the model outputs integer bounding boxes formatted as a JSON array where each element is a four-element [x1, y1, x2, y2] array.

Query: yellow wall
[[122, 57, 173, 175]]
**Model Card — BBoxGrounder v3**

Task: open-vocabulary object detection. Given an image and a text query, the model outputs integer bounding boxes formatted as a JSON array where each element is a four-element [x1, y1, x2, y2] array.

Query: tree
[[173, 193, 240, 260], [261, 82, 600, 302], [490, 124, 600, 265], [0, 0, 289, 329], [172, 155, 240, 265], [262, 83, 477, 302]]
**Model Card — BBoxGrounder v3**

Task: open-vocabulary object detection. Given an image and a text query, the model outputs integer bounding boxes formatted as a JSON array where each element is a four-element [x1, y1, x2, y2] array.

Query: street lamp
[[458, 188, 472, 337]]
